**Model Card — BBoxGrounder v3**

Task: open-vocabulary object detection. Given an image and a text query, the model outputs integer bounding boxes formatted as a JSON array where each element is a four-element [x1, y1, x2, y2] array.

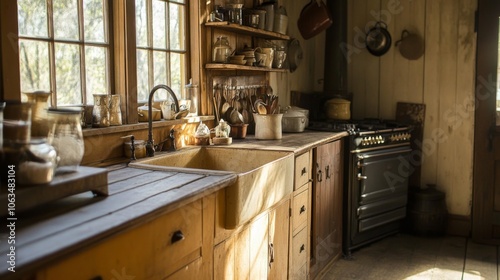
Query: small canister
[[124, 140, 146, 159]]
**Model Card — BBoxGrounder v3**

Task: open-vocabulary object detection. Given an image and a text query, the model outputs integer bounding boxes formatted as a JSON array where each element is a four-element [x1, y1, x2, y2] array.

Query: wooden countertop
[[0, 130, 346, 279]]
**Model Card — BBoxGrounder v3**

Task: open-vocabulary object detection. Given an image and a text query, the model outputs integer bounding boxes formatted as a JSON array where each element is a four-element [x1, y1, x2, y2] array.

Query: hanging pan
[[365, 21, 392, 56], [395, 30, 425, 60], [297, 0, 333, 40]]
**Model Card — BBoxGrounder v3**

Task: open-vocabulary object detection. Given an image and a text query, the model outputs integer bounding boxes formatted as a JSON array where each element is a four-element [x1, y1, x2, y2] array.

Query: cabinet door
[[311, 140, 343, 277], [268, 198, 290, 280]]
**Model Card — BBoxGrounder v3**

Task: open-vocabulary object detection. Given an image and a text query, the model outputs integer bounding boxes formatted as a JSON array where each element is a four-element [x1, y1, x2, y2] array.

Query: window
[[135, 0, 188, 102], [18, 0, 110, 106]]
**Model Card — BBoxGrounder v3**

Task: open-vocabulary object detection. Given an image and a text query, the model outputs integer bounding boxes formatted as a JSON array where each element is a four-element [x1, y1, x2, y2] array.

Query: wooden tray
[[0, 166, 108, 216]]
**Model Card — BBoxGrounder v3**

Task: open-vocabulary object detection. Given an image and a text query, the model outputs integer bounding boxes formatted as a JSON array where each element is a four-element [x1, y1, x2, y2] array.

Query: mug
[[273, 50, 287, 68]]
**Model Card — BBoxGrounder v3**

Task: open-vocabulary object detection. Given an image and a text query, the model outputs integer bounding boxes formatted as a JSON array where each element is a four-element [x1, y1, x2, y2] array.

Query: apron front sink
[[131, 147, 294, 228]]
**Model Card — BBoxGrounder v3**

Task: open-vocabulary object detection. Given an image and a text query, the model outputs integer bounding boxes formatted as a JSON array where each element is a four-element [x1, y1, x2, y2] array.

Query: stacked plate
[[239, 50, 255, 66]]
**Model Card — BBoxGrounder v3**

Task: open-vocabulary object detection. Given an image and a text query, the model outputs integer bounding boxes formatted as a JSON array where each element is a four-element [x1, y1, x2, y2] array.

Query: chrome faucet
[[146, 84, 180, 157]]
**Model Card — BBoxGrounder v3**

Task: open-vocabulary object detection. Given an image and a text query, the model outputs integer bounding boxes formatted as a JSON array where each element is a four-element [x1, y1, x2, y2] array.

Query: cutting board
[[0, 166, 108, 216]]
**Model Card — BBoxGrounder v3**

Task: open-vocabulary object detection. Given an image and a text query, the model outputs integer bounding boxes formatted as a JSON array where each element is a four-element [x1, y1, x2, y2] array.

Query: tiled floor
[[320, 234, 498, 280]]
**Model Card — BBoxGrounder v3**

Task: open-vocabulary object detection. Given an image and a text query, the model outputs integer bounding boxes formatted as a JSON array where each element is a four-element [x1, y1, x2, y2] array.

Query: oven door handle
[[356, 147, 412, 160], [357, 173, 368, 180]]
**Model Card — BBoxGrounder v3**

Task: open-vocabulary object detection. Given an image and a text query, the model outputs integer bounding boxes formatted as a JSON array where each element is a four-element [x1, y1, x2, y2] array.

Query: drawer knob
[[171, 230, 185, 244], [300, 205, 306, 214], [300, 244, 305, 253], [301, 167, 307, 176]]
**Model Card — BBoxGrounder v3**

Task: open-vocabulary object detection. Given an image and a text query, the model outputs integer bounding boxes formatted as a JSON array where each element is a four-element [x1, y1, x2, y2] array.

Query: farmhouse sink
[[130, 147, 294, 228]]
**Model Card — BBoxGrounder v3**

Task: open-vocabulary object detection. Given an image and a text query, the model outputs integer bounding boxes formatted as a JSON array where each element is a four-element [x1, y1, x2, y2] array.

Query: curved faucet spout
[[146, 84, 180, 157]]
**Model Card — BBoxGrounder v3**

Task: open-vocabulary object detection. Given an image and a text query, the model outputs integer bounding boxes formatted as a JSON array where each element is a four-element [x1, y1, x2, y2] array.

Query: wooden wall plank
[[421, 0, 441, 188], [348, 0, 476, 216], [434, 0, 460, 215], [450, 0, 476, 215]]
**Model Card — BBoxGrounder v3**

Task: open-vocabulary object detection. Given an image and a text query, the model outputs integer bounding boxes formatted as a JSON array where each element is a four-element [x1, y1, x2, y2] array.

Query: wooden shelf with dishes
[[205, 63, 287, 72], [205, 21, 291, 41]]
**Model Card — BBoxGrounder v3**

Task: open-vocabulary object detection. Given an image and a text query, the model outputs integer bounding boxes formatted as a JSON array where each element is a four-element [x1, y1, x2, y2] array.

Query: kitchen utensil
[[138, 105, 161, 122], [273, 14, 288, 34], [174, 109, 189, 119], [282, 110, 307, 133], [365, 22, 392, 56], [324, 98, 351, 120], [288, 39, 303, 72], [282, 106, 309, 127], [229, 107, 244, 124], [230, 124, 248, 139], [256, 102, 268, 115], [395, 30, 424, 60], [297, 0, 333, 40]]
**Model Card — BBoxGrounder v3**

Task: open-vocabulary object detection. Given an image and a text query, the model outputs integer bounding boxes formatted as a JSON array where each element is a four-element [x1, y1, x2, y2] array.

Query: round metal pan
[[365, 22, 392, 56]]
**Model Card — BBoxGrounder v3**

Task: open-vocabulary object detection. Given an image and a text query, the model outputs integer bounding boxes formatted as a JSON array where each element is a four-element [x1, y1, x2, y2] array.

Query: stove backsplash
[[291, 90, 352, 121]]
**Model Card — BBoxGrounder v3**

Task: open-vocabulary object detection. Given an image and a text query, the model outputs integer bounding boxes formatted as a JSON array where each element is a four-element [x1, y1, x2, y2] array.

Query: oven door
[[355, 145, 412, 218]]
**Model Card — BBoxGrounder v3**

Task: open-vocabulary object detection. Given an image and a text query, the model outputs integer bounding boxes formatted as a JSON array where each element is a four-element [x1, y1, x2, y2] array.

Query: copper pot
[[324, 98, 351, 120], [298, 0, 333, 40]]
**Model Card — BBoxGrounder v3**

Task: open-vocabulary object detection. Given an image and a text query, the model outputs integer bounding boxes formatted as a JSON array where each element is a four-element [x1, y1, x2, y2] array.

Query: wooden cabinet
[[289, 151, 312, 279], [37, 200, 205, 280], [213, 196, 290, 280], [310, 140, 343, 278]]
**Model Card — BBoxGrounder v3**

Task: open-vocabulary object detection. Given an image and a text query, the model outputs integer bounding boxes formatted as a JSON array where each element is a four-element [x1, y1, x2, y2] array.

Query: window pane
[[154, 51, 167, 99], [86, 46, 108, 104], [153, 0, 166, 49], [19, 40, 50, 92], [170, 53, 184, 100], [18, 0, 48, 37], [169, 3, 185, 51], [53, 0, 79, 40], [84, 0, 105, 43], [170, 0, 185, 4], [136, 0, 148, 47], [137, 49, 150, 102], [55, 43, 82, 105]]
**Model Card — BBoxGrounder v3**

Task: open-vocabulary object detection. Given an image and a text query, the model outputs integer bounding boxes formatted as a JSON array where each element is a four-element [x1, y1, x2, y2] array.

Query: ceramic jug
[[92, 94, 110, 127], [23, 91, 51, 137]]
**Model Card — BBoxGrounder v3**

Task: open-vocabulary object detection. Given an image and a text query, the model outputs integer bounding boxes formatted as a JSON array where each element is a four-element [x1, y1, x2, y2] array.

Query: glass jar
[[23, 91, 51, 137], [109, 95, 122, 126], [212, 36, 232, 63], [18, 138, 58, 185], [92, 94, 110, 127], [48, 108, 84, 172]]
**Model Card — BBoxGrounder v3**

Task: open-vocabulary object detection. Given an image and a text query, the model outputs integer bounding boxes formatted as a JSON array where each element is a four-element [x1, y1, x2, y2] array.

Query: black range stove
[[309, 119, 413, 257]]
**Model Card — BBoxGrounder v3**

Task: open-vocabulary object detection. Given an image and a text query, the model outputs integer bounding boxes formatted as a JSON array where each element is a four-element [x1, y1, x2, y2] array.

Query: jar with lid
[[212, 36, 232, 63], [48, 108, 84, 172], [17, 138, 58, 185]]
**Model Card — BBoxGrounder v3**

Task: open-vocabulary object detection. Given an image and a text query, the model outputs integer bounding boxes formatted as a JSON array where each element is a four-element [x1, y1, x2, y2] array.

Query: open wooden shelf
[[205, 63, 288, 72], [205, 21, 290, 41]]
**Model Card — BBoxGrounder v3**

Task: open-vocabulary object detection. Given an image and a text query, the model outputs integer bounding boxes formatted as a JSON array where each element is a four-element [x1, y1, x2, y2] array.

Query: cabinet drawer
[[39, 200, 203, 280], [292, 227, 308, 273], [295, 152, 311, 189], [292, 187, 309, 234]]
